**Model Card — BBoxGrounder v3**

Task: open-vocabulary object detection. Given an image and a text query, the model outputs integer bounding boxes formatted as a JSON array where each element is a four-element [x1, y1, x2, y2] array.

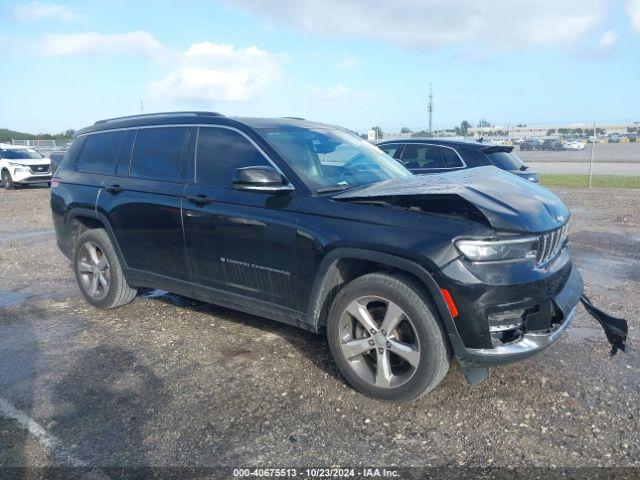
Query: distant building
[[468, 122, 639, 138]]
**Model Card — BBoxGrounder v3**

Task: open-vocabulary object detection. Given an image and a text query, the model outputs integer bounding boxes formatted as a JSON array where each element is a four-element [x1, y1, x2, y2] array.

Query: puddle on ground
[[141, 289, 205, 308], [566, 326, 602, 345], [0, 228, 54, 243], [0, 290, 30, 308]]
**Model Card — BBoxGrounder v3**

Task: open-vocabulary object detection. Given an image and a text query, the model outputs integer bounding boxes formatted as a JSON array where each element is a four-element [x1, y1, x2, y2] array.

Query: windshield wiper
[[316, 185, 355, 194]]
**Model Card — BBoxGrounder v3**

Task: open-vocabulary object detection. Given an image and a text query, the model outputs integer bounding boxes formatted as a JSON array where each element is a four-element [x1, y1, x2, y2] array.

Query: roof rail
[[94, 111, 224, 125], [281, 116, 306, 121]]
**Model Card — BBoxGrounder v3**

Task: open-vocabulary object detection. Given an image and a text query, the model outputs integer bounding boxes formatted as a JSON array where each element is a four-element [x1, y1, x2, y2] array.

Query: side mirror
[[233, 166, 294, 194]]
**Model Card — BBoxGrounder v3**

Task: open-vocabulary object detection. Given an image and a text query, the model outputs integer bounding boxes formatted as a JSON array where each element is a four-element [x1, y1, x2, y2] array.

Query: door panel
[[183, 186, 298, 307], [97, 126, 191, 282], [98, 176, 187, 280], [182, 126, 298, 308]]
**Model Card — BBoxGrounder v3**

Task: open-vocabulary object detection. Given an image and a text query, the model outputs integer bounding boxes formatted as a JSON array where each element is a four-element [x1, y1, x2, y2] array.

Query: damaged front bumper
[[453, 264, 583, 370]]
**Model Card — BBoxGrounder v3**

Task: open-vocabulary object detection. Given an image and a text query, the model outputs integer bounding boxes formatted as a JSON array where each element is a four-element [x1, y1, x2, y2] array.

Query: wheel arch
[[65, 208, 128, 271], [306, 248, 462, 351]]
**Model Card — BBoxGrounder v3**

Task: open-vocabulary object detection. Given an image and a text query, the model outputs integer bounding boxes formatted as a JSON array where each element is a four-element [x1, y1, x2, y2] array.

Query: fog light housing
[[488, 309, 525, 333]]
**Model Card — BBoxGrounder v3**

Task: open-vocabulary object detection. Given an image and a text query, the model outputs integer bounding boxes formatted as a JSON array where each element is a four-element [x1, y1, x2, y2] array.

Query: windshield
[[1, 148, 43, 160], [257, 126, 411, 192], [486, 151, 526, 171]]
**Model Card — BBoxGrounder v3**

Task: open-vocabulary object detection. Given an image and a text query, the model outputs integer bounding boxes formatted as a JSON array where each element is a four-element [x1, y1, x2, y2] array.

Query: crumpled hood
[[333, 166, 569, 233]]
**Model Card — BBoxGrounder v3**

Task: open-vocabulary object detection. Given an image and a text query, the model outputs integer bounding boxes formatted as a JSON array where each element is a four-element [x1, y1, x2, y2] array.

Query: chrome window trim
[[77, 124, 293, 189], [395, 142, 467, 170]]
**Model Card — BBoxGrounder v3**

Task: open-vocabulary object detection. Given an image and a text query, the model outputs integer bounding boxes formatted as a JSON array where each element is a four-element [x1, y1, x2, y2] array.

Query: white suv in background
[[0, 143, 53, 189]]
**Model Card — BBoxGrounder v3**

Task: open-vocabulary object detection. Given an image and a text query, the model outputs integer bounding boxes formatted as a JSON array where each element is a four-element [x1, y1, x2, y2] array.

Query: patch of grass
[[540, 174, 640, 189]]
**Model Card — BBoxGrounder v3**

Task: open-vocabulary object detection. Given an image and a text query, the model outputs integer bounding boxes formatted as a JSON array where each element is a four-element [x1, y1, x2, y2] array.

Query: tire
[[2, 170, 15, 190], [327, 272, 450, 402], [73, 228, 137, 309]]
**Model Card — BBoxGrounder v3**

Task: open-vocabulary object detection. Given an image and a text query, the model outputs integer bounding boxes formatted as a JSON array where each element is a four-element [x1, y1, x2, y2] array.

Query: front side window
[[195, 127, 270, 188], [130, 127, 188, 182], [0, 148, 44, 160], [76, 131, 124, 175], [400, 144, 463, 170], [257, 127, 410, 193]]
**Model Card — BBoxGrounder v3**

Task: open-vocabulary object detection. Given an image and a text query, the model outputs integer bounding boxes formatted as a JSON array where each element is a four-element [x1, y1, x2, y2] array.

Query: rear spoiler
[[482, 145, 514, 154]]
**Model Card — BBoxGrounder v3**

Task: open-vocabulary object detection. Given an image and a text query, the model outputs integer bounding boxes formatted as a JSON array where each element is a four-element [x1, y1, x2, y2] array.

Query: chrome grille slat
[[537, 223, 568, 266]]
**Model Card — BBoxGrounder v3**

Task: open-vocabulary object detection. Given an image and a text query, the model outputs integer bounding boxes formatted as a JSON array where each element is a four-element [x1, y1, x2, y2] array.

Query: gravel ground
[[0, 185, 638, 472]]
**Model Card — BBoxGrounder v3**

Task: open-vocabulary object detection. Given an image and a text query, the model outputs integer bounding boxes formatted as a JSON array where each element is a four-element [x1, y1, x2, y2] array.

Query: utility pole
[[588, 122, 596, 188], [140, 99, 144, 113], [428, 83, 434, 136]]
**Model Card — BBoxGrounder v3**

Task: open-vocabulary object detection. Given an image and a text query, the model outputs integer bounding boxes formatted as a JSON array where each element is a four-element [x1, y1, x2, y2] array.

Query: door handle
[[185, 194, 214, 206], [105, 185, 122, 194]]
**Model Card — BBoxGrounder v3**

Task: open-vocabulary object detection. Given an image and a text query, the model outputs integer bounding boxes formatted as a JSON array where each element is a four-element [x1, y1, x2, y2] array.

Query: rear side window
[[130, 127, 188, 182], [195, 127, 270, 188], [400, 144, 463, 169], [76, 131, 124, 175], [486, 151, 525, 170]]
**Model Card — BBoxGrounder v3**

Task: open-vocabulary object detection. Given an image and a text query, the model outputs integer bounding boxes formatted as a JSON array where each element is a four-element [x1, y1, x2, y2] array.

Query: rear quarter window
[[75, 131, 125, 175]]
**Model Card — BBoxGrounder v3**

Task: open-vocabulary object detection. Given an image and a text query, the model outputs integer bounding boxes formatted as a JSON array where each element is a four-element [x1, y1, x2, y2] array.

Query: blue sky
[[1, 0, 639, 134]]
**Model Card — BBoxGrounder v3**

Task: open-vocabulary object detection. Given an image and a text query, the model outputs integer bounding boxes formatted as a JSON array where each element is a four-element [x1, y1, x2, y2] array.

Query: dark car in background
[[377, 139, 539, 183], [542, 139, 564, 151], [520, 139, 543, 151]]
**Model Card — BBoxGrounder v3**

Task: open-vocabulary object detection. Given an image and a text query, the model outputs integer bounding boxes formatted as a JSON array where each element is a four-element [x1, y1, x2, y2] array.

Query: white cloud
[[599, 30, 618, 48], [150, 42, 285, 103], [310, 83, 350, 101], [628, 0, 640, 32], [335, 57, 358, 69], [43, 31, 167, 59], [10, 1, 78, 22], [224, 0, 610, 50]]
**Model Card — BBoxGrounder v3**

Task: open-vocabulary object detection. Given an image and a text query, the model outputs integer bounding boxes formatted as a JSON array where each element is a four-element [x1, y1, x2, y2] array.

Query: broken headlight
[[455, 237, 538, 262]]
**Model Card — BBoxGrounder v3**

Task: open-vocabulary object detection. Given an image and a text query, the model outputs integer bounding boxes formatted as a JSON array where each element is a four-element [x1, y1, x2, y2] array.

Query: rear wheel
[[74, 229, 137, 309], [327, 272, 450, 402], [2, 170, 15, 190]]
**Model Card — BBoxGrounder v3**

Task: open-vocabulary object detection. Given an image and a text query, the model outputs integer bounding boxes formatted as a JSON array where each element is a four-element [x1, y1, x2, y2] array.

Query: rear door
[[97, 126, 191, 282], [182, 126, 299, 309]]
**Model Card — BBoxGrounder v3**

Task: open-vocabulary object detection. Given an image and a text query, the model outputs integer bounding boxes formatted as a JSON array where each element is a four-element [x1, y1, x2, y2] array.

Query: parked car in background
[[51, 111, 581, 401], [0, 143, 52, 189], [563, 140, 586, 151], [608, 134, 621, 143], [377, 139, 539, 183], [50, 148, 68, 173], [542, 139, 564, 151], [519, 139, 543, 151]]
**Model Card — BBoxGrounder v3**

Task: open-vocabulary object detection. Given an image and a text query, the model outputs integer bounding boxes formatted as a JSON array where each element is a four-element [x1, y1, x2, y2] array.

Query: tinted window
[[76, 131, 124, 174], [378, 144, 402, 159], [401, 144, 463, 169], [486, 151, 525, 170], [195, 127, 269, 188], [130, 127, 188, 182]]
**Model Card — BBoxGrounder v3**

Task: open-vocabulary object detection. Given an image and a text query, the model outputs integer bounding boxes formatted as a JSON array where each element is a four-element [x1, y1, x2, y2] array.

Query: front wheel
[[327, 273, 450, 402], [74, 229, 137, 309], [2, 170, 15, 190]]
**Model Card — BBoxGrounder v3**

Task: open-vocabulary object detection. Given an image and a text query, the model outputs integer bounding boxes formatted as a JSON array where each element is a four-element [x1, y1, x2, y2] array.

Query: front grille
[[28, 164, 51, 174], [537, 223, 569, 265]]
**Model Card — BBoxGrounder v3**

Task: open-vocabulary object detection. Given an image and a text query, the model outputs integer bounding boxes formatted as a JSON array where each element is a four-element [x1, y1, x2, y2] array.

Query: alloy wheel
[[77, 241, 111, 300], [337, 295, 420, 389]]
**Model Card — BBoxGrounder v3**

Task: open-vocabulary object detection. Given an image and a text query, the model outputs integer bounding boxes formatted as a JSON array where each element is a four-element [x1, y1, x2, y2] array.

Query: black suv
[[377, 139, 539, 183], [51, 112, 583, 401]]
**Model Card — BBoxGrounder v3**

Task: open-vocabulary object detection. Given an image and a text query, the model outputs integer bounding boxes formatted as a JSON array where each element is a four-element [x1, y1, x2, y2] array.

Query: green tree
[[400, 127, 412, 134], [477, 118, 492, 128]]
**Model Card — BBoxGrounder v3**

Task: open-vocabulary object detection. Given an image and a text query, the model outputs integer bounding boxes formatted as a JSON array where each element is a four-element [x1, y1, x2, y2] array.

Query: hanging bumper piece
[[580, 294, 629, 355]]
